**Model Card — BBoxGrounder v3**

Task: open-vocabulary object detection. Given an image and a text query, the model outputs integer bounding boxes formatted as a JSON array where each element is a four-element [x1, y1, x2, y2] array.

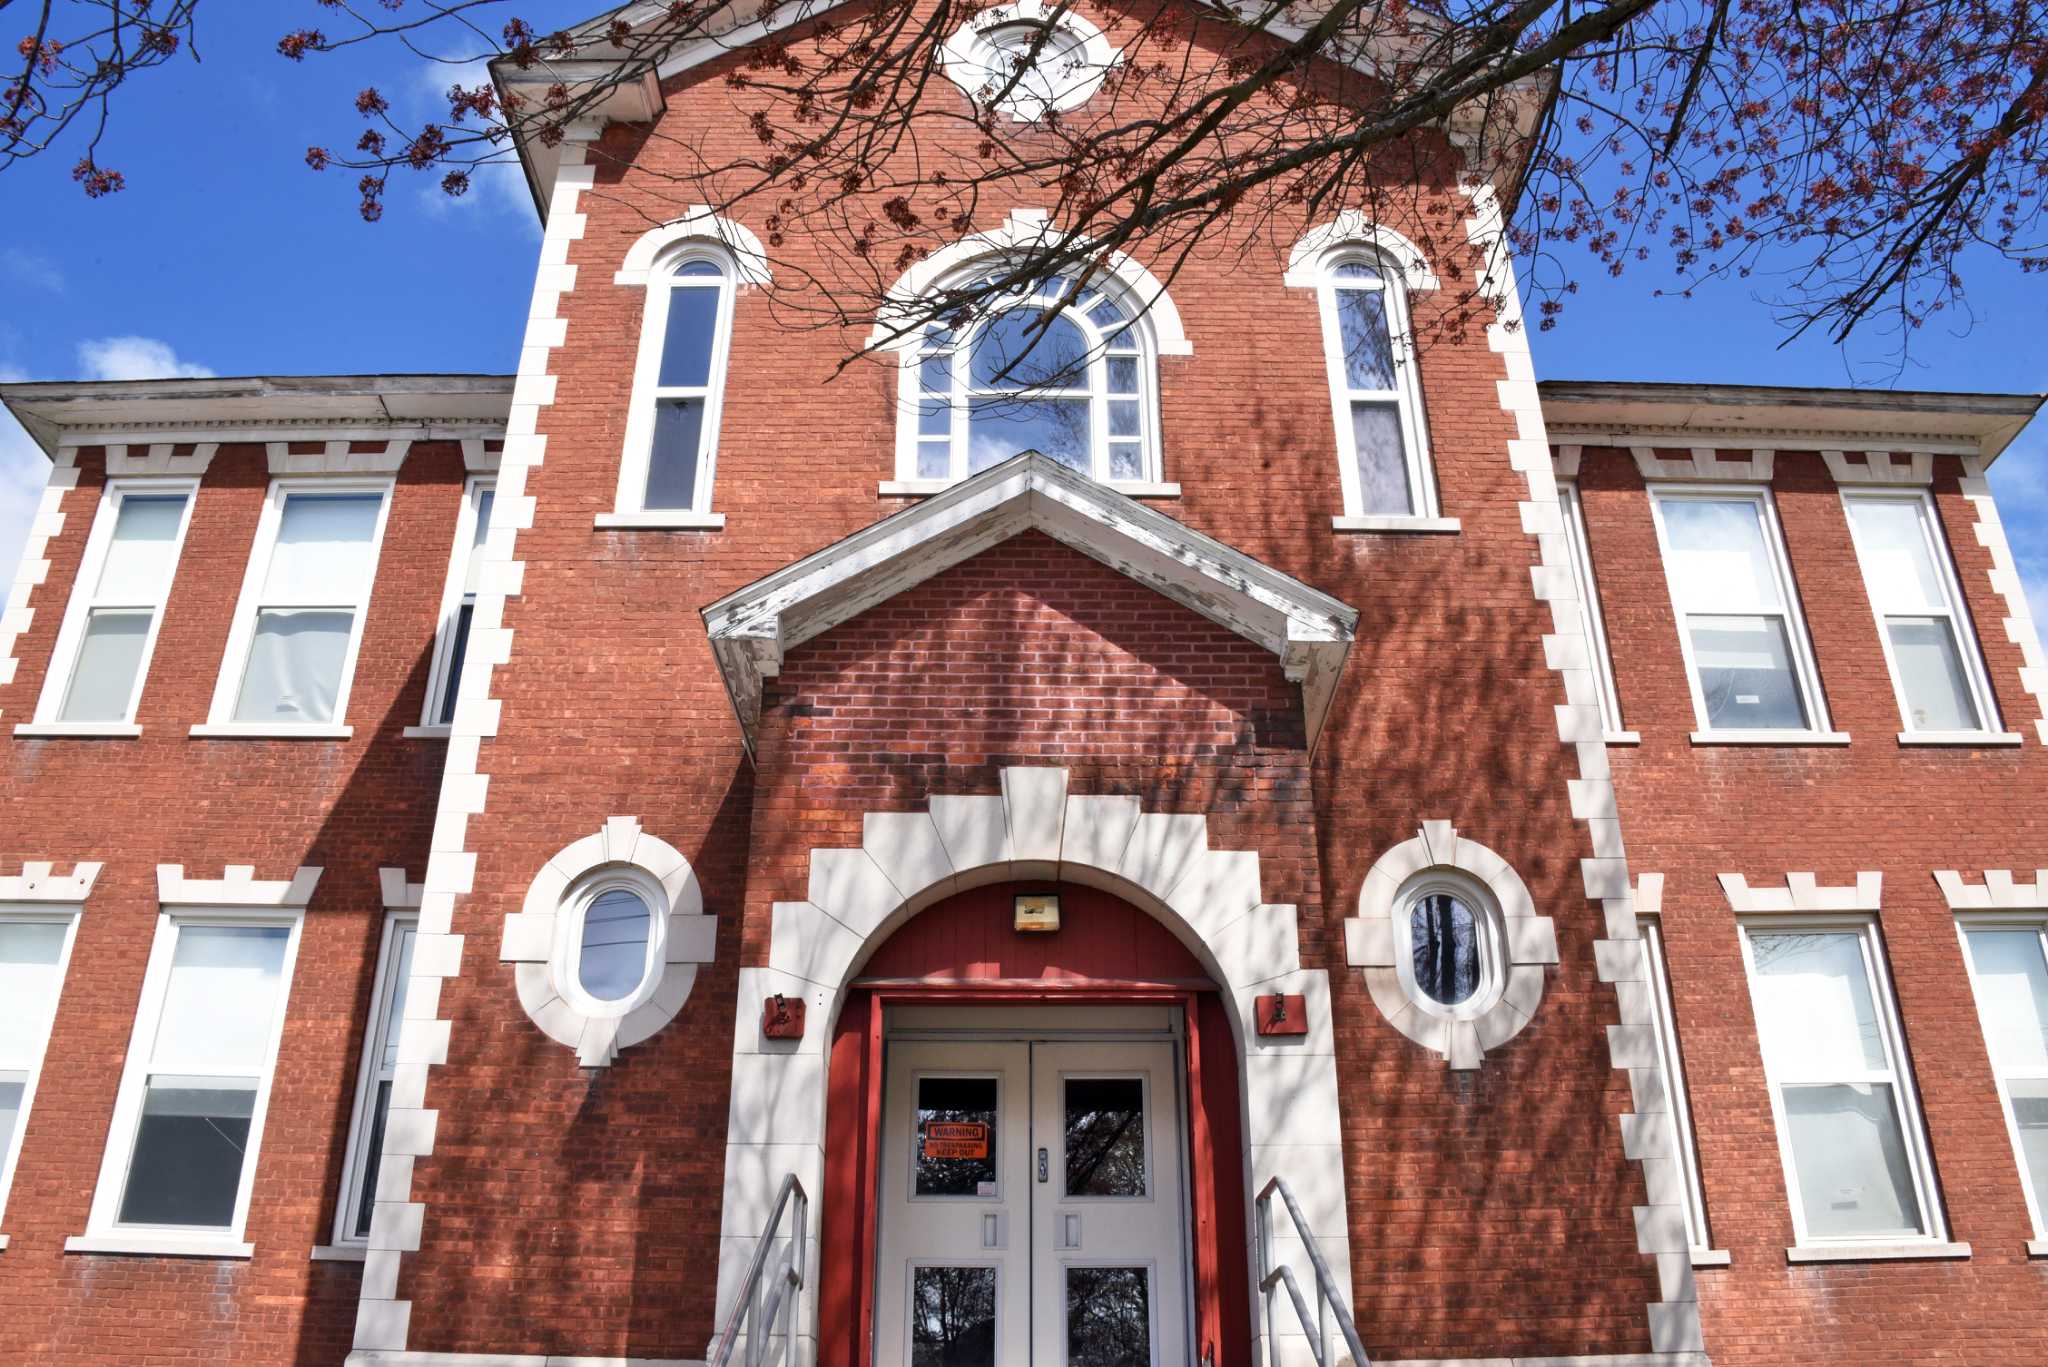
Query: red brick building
[[0, 3, 2044, 1365]]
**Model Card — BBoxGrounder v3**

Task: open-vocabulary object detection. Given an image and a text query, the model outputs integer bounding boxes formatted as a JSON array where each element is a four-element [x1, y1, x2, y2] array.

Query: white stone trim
[[1380, 1357, 1711, 1367], [0, 449, 79, 720], [1822, 450, 1933, 485], [1346, 822, 1554, 1069], [1552, 444, 1583, 479], [460, 439, 504, 473], [936, 0, 1119, 121], [613, 206, 772, 287], [1934, 868, 2048, 909], [155, 863, 321, 907], [1281, 210, 1442, 292], [347, 1353, 702, 1366], [1460, 176, 1704, 1358], [264, 439, 412, 475], [0, 859, 102, 902], [1958, 459, 2048, 744], [502, 817, 713, 1068], [347, 141, 597, 1360], [718, 766, 1345, 1367], [380, 868, 426, 910], [1716, 871, 1881, 913], [105, 442, 218, 476], [1629, 445, 1774, 481]]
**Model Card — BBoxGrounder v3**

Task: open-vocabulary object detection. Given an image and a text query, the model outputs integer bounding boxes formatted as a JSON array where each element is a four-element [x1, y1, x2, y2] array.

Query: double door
[[873, 1038, 1189, 1366]]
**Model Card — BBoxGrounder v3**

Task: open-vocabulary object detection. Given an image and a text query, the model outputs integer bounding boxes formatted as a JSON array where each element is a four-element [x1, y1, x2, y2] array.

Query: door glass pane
[[1964, 929, 2048, 1070], [59, 608, 151, 722], [577, 888, 652, 1002], [1411, 893, 1479, 1006], [1849, 498, 1945, 610], [915, 1076, 998, 1196], [1661, 499, 1779, 612], [1688, 614, 1809, 730], [2009, 1078, 2048, 1213], [1349, 403, 1411, 515], [1065, 1265, 1151, 1367], [234, 608, 354, 723], [1065, 1078, 1146, 1197], [0, 1077, 22, 1164], [96, 495, 188, 598], [152, 926, 291, 1075], [116, 1079, 257, 1227], [910, 1265, 997, 1367], [1782, 1082, 1924, 1238], [1887, 617, 1980, 731], [262, 494, 382, 600], [1334, 284, 1396, 390], [645, 398, 706, 509], [0, 920, 68, 1066], [968, 397, 1090, 473], [1748, 931, 1886, 1076], [657, 283, 722, 387]]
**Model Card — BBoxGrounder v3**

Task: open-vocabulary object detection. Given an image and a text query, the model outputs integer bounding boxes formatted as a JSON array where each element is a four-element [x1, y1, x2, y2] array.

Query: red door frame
[[817, 979, 1251, 1367]]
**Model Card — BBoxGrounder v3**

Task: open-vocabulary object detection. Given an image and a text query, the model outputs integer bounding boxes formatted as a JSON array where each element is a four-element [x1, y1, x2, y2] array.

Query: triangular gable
[[702, 452, 1358, 759]]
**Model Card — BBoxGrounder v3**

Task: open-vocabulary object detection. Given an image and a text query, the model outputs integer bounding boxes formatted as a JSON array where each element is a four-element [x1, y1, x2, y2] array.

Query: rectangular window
[[1739, 919, 1943, 1246], [1560, 483, 1626, 735], [1842, 491, 1998, 736], [1650, 489, 1830, 735], [420, 478, 495, 729], [1314, 255, 1436, 520], [0, 908, 81, 1224], [33, 481, 197, 728], [82, 913, 301, 1250], [330, 913, 416, 1247], [1639, 917, 1712, 1252], [207, 481, 391, 731], [1956, 919, 2048, 1238]]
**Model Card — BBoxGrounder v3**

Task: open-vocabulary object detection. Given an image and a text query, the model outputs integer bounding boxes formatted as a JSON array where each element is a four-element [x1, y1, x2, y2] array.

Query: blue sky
[[1, 4, 2043, 624]]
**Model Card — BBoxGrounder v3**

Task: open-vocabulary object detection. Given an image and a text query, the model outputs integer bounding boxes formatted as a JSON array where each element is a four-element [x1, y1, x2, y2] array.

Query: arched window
[[613, 248, 737, 525], [555, 868, 668, 1018], [899, 270, 1158, 487], [1313, 249, 1435, 518], [1393, 871, 1504, 1021]]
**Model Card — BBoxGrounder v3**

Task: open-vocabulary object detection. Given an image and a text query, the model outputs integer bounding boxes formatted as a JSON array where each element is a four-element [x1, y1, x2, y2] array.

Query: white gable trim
[[157, 863, 323, 908], [0, 860, 102, 902], [614, 206, 772, 287], [701, 452, 1357, 757]]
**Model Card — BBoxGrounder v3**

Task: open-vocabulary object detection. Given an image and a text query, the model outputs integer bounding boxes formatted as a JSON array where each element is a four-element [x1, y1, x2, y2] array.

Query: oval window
[[1410, 892, 1479, 1006], [578, 887, 653, 1002]]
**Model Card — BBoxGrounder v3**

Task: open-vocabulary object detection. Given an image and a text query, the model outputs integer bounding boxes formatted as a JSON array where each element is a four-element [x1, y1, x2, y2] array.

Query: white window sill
[[593, 510, 726, 530], [401, 725, 452, 740], [2028, 1238, 2047, 1258], [1898, 730, 2025, 747], [65, 1232, 255, 1259], [190, 723, 353, 740], [310, 1243, 368, 1262], [1604, 730, 1642, 746], [1331, 515, 1461, 534], [0, 1233, 9, 1251], [879, 479, 1182, 499], [1689, 730, 1852, 747], [1785, 1240, 1970, 1263], [1690, 1248, 1732, 1267], [13, 722, 143, 738]]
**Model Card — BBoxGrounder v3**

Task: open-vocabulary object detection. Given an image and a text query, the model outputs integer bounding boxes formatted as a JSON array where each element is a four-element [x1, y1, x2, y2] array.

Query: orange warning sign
[[922, 1122, 990, 1159]]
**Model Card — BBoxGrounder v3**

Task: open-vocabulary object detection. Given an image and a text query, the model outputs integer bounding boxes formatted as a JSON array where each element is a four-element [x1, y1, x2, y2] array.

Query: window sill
[[13, 722, 143, 738], [1690, 1248, 1732, 1267], [190, 723, 353, 740], [401, 725, 452, 740], [1785, 1240, 1970, 1264], [2028, 1239, 2047, 1259], [0, 1233, 9, 1251], [310, 1243, 368, 1263], [65, 1233, 255, 1259], [1331, 515, 1461, 534], [1689, 730, 1852, 747], [593, 511, 726, 530], [879, 479, 1182, 499], [1604, 730, 1642, 746], [1897, 730, 2025, 747]]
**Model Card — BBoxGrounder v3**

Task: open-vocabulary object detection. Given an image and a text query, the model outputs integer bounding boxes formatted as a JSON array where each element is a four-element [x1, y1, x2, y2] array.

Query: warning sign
[[922, 1122, 990, 1159]]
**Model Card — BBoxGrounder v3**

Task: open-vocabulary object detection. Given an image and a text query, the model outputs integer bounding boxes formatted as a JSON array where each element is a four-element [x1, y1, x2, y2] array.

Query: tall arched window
[[898, 270, 1159, 487], [1313, 248, 1435, 518], [612, 247, 737, 526]]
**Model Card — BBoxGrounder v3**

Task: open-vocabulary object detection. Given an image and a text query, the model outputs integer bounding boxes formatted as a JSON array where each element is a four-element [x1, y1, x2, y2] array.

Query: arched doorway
[[817, 882, 1252, 1367]]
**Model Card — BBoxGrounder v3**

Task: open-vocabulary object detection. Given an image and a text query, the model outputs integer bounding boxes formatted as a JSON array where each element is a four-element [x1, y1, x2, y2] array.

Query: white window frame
[[0, 904, 83, 1231], [1839, 489, 2003, 741], [552, 866, 670, 1021], [199, 477, 394, 738], [1312, 245, 1438, 521], [1559, 482, 1628, 737], [416, 476, 495, 733], [27, 478, 198, 735], [75, 907, 304, 1258], [1954, 912, 2048, 1244], [324, 910, 417, 1254], [607, 244, 737, 529], [1648, 485, 1837, 742], [1638, 916, 1715, 1257], [1391, 869, 1507, 1023], [1736, 915, 1948, 1253]]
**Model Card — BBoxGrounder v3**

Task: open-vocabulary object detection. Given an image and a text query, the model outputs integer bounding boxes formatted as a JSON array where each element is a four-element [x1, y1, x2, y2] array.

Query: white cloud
[[1988, 421, 2048, 631], [0, 365, 47, 593], [76, 336, 214, 382], [0, 247, 64, 292], [408, 58, 541, 230]]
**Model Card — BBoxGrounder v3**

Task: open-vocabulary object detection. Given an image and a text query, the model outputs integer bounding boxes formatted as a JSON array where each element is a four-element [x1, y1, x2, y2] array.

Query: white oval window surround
[[940, 0, 1118, 120]]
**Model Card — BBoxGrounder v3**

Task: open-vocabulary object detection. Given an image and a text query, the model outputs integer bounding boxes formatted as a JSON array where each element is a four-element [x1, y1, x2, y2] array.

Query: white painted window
[[1313, 248, 1435, 517], [1650, 488, 1831, 735], [207, 481, 392, 731], [1639, 917, 1712, 1252], [33, 480, 197, 727], [1393, 870, 1505, 1022], [616, 248, 736, 518], [1560, 482, 1626, 734], [1956, 917, 2048, 1238], [898, 270, 1159, 487], [421, 478, 495, 729], [1738, 919, 1943, 1246], [553, 868, 666, 1020], [0, 907, 82, 1225], [1841, 491, 1999, 736], [331, 913, 416, 1247], [82, 911, 302, 1252]]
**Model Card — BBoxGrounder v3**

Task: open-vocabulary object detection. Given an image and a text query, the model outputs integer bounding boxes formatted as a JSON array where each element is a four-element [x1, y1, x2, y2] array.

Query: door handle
[[1059, 1212, 1081, 1249], [1037, 1147, 1048, 1183]]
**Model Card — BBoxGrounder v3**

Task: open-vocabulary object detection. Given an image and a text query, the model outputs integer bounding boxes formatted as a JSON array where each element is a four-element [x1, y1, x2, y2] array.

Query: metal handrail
[[1255, 1175, 1371, 1367], [709, 1173, 809, 1367]]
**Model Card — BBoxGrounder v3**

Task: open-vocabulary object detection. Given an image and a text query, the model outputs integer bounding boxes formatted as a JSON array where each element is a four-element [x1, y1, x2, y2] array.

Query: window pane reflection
[[1065, 1077, 1145, 1197], [915, 1076, 998, 1197], [910, 1265, 996, 1367], [1066, 1265, 1150, 1367], [1411, 893, 1478, 1006]]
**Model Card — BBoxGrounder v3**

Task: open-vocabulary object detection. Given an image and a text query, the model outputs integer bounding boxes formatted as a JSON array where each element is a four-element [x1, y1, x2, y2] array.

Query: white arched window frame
[[1310, 245, 1440, 524], [607, 244, 739, 529], [1392, 868, 1509, 1022], [551, 865, 670, 1021], [892, 267, 1164, 492]]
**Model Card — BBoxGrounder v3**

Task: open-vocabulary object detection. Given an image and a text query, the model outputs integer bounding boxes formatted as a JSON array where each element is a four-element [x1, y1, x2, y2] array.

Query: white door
[[873, 1037, 1188, 1367]]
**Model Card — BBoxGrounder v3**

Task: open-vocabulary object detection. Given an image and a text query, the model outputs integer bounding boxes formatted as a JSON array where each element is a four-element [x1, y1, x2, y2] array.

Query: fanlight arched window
[[900, 270, 1158, 487], [615, 248, 737, 522], [1313, 249, 1435, 518]]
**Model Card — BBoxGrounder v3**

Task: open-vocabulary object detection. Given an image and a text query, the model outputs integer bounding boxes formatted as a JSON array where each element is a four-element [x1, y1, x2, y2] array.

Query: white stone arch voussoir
[[713, 765, 1350, 1365], [1282, 209, 1444, 292], [613, 205, 773, 287]]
